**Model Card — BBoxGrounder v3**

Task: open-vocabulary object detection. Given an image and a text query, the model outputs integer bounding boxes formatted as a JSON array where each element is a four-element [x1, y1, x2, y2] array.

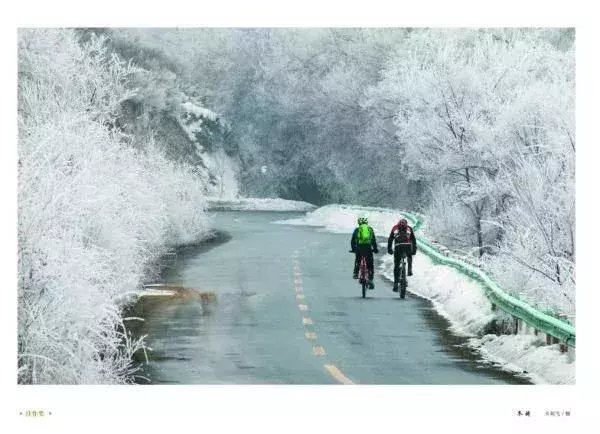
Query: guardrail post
[[555, 313, 568, 352]]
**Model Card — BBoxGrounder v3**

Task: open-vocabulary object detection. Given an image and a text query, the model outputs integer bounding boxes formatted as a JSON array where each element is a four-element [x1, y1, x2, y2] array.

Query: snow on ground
[[380, 253, 495, 336], [181, 101, 219, 122], [206, 197, 317, 212], [469, 335, 575, 384], [202, 150, 240, 199], [277, 204, 402, 235], [136, 288, 177, 297], [277, 204, 575, 384]]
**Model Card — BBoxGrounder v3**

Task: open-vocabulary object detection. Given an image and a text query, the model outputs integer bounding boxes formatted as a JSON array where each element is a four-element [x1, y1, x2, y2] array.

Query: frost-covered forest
[[17, 29, 226, 383], [18, 28, 574, 384], [104, 27, 574, 315]]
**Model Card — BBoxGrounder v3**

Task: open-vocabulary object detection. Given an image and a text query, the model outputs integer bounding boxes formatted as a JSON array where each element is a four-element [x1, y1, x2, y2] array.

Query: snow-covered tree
[[18, 29, 212, 384], [367, 28, 574, 312]]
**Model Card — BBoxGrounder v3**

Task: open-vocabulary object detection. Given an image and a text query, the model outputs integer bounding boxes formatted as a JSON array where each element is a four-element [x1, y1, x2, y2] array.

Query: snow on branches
[[370, 29, 575, 314], [17, 29, 212, 384]]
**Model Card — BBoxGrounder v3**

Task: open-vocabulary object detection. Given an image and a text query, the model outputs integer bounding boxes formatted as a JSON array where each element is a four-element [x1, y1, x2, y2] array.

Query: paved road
[[130, 211, 529, 384]]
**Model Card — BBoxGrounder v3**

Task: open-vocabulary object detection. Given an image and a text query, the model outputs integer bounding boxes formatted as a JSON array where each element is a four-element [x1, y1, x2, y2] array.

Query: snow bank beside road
[[380, 253, 495, 336], [469, 335, 575, 385], [279, 204, 401, 234], [207, 197, 317, 212], [278, 204, 574, 384]]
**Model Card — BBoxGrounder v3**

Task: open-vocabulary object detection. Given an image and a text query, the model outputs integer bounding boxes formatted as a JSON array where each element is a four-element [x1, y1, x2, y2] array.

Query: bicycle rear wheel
[[400, 262, 407, 299], [359, 257, 368, 298]]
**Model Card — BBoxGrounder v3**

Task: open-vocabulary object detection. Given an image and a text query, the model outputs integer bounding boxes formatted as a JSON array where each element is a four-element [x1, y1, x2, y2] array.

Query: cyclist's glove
[[387, 248, 394, 255], [373, 249, 379, 254]]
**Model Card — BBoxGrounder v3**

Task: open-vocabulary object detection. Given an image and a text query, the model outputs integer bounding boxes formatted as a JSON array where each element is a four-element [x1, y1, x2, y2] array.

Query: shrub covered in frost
[[18, 29, 211, 384]]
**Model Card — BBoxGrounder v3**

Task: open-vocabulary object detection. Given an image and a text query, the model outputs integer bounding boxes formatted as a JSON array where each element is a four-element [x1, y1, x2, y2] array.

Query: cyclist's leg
[[366, 249, 375, 288], [353, 251, 360, 278], [407, 252, 413, 276]]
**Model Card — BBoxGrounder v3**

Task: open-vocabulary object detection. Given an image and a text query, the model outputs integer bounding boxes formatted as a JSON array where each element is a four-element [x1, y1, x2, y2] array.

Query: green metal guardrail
[[307, 203, 575, 347], [400, 211, 576, 348]]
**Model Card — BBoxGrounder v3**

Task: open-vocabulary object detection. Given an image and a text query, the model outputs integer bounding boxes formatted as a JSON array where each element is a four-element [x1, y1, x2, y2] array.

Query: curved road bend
[[130, 211, 530, 385]]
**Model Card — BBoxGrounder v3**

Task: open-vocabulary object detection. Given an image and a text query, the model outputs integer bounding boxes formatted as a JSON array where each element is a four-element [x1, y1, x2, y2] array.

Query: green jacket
[[351, 224, 378, 252]]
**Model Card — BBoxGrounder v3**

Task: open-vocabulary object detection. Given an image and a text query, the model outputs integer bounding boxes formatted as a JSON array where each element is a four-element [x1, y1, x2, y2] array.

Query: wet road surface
[[129, 211, 530, 384]]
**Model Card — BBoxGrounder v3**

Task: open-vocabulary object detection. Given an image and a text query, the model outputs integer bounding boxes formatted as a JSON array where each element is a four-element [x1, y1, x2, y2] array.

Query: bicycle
[[393, 243, 411, 299], [397, 252, 407, 299], [350, 250, 370, 298]]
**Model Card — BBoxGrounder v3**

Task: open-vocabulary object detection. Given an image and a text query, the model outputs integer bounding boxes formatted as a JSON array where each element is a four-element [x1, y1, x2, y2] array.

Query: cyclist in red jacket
[[387, 218, 417, 292]]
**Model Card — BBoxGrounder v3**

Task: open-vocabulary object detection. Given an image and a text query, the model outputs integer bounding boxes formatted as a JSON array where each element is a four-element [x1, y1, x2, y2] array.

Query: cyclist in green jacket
[[350, 217, 379, 288]]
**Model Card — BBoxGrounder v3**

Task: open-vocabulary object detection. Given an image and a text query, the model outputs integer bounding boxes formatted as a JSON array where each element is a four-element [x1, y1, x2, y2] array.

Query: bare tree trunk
[[475, 210, 484, 257], [464, 167, 484, 257]]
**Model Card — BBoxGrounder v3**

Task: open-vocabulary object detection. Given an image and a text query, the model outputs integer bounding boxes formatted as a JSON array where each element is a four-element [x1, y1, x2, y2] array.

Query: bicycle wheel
[[359, 258, 368, 298], [400, 261, 407, 299]]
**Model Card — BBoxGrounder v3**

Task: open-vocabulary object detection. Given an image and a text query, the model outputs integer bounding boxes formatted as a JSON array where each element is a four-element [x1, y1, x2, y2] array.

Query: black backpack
[[394, 227, 411, 245]]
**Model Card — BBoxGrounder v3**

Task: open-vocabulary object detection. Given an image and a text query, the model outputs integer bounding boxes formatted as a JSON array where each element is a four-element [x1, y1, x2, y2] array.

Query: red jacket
[[387, 223, 417, 253]]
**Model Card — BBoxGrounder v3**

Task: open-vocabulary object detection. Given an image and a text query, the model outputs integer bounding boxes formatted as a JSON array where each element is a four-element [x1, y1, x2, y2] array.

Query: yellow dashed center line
[[324, 364, 355, 385], [305, 331, 317, 341], [293, 255, 355, 385], [312, 346, 326, 356]]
